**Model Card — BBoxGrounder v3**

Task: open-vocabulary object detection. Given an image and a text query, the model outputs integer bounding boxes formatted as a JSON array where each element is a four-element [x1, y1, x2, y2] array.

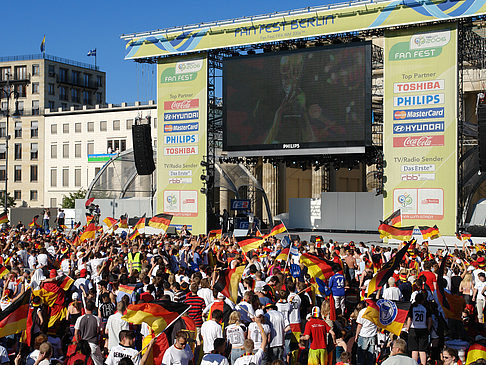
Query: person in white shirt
[[200, 309, 223, 354], [264, 303, 285, 362], [105, 302, 130, 351], [382, 278, 403, 301], [106, 330, 141, 365], [201, 338, 229, 365], [161, 331, 193, 365], [233, 315, 267, 365], [225, 311, 247, 364], [381, 339, 418, 365], [236, 292, 255, 325], [248, 310, 270, 350], [197, 278, 214, 307], [355, 302, 378, 365], [473, 272, 486, 323]]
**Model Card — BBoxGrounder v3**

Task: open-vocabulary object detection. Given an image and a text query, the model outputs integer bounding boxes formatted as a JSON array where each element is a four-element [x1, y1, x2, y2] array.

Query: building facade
[[0, 54, 105, 207], [44, 102, 156, 207]]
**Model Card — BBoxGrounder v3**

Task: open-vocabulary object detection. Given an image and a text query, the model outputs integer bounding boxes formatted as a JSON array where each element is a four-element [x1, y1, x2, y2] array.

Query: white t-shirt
[[473, 268, 485, 284], [236, 302, 254, 324], [288, 294, 301, 325], [265, 309, 285, 347], [106, 312, 130, 350], [357, 308, 377, 337], [197, 288, 214, 307], [225, 324, 246, 348], [233, 349, 264, 365], [248, 322, 270, 349], [201, 353, 230, 365], [201, 320, 223, 354], [383, 287, 403, 301], [161, 344, 193, 365], [0, 345, 9, 364], [106, 344, 140, 365], [276, 301, 291, 327], [37, 253, 48, 268], [409, 304, 427, 329], [475, 280, 486, 301]]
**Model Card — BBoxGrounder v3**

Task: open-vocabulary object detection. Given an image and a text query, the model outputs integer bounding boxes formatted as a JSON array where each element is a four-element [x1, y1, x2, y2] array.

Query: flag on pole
[[85, 197, 95, 207], [214, 266, 245, 303], [103, 217, 117, 228], [148, 213, 173, 232], [419, 225, 440, 240], [133, 214, 146, 230], [383, 209, 401, 226], [128, 229, 140, 241], [362, 298, 411, 336], [0, 211, 8, 224], [436, 254, 465, 320], [0, 289, 31, 338], [378, 223, 414, 241], [466, 343, 486, 365], [40, 35, 45, 53], [87, 49, 96, 57], [265, 222, 287, 238], [80, 223, 96, 242], [236, 236, 265, 253], [208, 229, 222, 241]]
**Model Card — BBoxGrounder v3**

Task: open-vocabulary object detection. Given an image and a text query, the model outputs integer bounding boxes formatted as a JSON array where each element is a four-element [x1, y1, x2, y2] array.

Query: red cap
[[49, 269, 57, 278], [478, 257, 486, 267], [80, 269, 88, 278], [140, 292, 154, 302]]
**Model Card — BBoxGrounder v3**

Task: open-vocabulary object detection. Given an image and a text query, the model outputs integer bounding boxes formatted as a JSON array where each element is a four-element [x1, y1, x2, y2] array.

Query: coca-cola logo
[[164, 99, 199, 110], [393, 135, 444, 148]]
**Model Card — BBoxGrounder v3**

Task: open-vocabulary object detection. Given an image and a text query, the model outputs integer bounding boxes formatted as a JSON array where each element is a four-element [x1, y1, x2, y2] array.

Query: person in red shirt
[[302, 306, 336, 365], [419, 261, 437, 291]]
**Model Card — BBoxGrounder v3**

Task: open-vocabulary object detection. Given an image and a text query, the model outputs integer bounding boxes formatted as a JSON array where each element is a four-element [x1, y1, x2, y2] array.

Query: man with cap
[[302, 306, 336, 365], [264, 302, 286, 362], [473, 257, 486, 284]]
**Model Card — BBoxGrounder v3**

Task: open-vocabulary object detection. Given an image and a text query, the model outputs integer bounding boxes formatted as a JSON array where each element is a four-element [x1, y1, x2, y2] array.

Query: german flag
[[133, 214, 146, 231], [103, 217, 118, 228], [437, 254, 465, 320], [129, 229, 140, 241], [367, 240, 412, 297], [300, 253, 343, 296], [148, 213, 173, 232], [29, 216, 40, 228], [0, 289, 31, 338], [86, 215, 94, 224], [208, 229, 222, 241], [378, 223, 414, 241], [276, 248, 290, 261], [0, 211, 8, 224], [383, 209, 401, 227], [466, 343, 486, 365], [85, 197, 95, 207], [214, 266, 245, 303], [362, 298, 410, 336], [122, 301, 190, 334], [58, 275, 74, 291], [255, 227, 263, 237], [0, 265, 9, 279], [80, 222, 96, 242], [265, 222, 287, 238], [419, 225, 440, 240], [236, 236, 265, 253]]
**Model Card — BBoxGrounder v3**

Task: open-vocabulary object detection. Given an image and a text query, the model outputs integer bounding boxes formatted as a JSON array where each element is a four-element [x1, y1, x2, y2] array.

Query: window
[[14, 143, 22, 160], [50, 168, 57, 187], [32, 100, 39, 115], [63, 143, 69, 158], [14, 165, 21, 182], [32, 64, 40, 76], [126, 119, 133, 130], [75, 168, 81, 187], [17, 101, 24, 116], [0, 166, 5, 181], [96, 75, 102, 87], [75, 143, 81, 158], [61, 103, 68, 111], [31, 121, 38, 138], [30, 165, 38, 182], [0, 68, 10, 81], [87, 122, 94, 132], [14, 190, 21, 200], [71, 89, 79, 103], [32, 82, 39, 94], [63, 123, 69, 134], [0, 123, 6, 138], [113, 120, 120, 131], [59, 86, 67, 101], [14, 121, 22, 138], [100, 121, 107, 131], [14, 66, 26, 80], [51, 144, 57, 159], [96, 92, 102, 104], [48, 101, 55, 110], [62, 168, 69, 187], [30, 143, 38, 160], [95, 167, 101, 176], [107, 139, 127, 153], [72, 71, 79, 85], [0, 144, 5, 160], [48, 65, 55, 76], [51, 124, 57, 135], [75, 123, 81, 133], [16, 84, 26, 98], [83, 73, 90, 86], [87, 142, 94, 156], [1, 102, 7, 113], [83, 91, 90, 104], [59, 68, 68, 82], [50, 198, 57, 207], [48, 83, 55, 95], [30, 190, 38, 201]]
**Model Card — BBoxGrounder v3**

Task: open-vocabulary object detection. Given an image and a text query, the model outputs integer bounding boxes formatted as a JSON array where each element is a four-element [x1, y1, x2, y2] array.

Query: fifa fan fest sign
[[157, 55, 208, 234], [383, 25, 457, 235]]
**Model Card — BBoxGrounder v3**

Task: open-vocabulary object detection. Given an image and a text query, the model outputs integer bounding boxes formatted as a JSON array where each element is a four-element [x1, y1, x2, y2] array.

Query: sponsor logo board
[[393, 121, 444, 134], [393, 135, 444, 147], [168, 177, 193, 184], [164, 134, 199, 145], [393, 94, 444, 107], [164, 111, 199, 121], [401, 164, 435, 172], [168, 170, 193, 177], [164, 146, 199, 155], [394, 80, 444, 93], [393, 107, 444, 120], [164, 122, 199, 133], [401, 173, 436, 181], [410, 30, 451, 50], [164, 99, 199, 110]]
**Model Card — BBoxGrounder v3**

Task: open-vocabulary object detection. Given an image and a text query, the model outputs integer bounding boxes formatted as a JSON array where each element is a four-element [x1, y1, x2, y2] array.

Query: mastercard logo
[[394, 111, 406, 119], [164, 125, 173, 132]]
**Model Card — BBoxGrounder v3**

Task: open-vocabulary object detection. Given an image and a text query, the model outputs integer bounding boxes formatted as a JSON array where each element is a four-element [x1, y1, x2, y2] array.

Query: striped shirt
[[184, 292, 206, 327]]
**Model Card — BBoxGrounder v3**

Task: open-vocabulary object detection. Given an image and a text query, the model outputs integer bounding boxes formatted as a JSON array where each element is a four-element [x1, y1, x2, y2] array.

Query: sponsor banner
[[393, 107, 444, 120], [231, 199, 251, 210], [88, 153, 117, 163], [157, 55, 207, 232], [164, 122, 199, 133], [393, 94, 444, 107], [164, 99, 199, 110], [384, 25, 457, 235], [164, 134, 199, 145], [124, 0, 486, 59], [393, 122, 444, 134]]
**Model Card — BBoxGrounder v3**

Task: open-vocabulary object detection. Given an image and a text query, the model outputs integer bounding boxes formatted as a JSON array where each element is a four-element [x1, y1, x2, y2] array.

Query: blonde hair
[[321, 300, 331, 318], [228, 310, 241, 325], [460, 273, 473, 291]]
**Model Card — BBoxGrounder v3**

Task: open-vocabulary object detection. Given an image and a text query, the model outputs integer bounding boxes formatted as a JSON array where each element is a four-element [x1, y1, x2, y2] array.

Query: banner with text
[[157, 54, 207, 234], [383, 25, 457, 236]]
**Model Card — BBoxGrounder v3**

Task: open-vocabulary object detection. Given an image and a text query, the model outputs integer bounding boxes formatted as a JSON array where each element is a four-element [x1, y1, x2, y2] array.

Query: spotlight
[[200, 174, 209, 182], [201, 161, 209, 167], [200, 188, 208, 195]]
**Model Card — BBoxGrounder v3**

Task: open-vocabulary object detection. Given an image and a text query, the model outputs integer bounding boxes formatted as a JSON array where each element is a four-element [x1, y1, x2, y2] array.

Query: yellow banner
[[124, 0, 485, 59], [156, 55, 207, 234], [383, 24, 457, 235]]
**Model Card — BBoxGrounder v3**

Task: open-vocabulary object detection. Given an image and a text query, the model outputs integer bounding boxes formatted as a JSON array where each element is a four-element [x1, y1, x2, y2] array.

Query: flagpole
[[95, 49, 97, 68]]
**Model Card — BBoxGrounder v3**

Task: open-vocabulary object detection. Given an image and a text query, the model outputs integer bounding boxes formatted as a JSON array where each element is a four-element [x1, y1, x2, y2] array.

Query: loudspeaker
[[478, 104, 486, 172], [132, 124, 155, 175]]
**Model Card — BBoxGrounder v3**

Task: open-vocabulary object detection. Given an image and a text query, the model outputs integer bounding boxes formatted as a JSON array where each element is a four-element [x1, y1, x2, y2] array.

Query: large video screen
[[223, 42, 372, 155]]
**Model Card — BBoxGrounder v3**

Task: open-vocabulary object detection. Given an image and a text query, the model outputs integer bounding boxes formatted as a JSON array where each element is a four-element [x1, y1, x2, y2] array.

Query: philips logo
[[393, 108, 444, 120], [282, 144, 300, 149], [393, 122, 445, 134], [164, 123, 199, 133], [393, 94, 444, 107], [164, 134, 199, 145]]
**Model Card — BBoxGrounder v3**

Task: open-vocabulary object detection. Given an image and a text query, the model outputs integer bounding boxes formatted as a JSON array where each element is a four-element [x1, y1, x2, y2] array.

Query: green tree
[[61, 189, 87, 209], [0, 192, 16, 209]]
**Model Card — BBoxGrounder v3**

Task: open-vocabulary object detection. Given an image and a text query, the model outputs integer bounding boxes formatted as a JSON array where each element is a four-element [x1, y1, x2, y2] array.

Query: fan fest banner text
[[157, 55, 208, 234], [383, 25, 457, 235]]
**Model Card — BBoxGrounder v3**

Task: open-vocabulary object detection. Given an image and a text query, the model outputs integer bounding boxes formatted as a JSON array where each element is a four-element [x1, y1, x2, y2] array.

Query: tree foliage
[[61, 189, 87, 209]]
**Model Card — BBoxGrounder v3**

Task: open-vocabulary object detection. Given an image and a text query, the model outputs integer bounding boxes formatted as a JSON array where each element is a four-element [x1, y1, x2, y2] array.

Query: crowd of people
[[0, 219, 485, 365]]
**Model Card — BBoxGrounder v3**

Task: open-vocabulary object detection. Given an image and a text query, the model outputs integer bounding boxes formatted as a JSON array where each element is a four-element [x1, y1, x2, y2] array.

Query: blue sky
[[3, 0, 339, 104]]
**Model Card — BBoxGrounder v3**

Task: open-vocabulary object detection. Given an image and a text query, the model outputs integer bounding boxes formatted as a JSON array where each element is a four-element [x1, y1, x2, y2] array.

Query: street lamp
[[1, 73, 19, 212]]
